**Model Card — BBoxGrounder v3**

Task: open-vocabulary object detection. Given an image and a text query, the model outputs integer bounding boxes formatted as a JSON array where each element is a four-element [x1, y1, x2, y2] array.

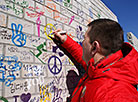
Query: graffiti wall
[[0, 0, 117, 101]]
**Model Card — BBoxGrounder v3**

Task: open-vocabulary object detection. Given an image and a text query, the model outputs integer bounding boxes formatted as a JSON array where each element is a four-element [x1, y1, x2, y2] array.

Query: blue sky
[[101, 0, 138, 42]]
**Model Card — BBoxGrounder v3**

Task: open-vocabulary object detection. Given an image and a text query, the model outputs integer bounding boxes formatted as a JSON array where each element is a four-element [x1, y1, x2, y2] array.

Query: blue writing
[[0, 55, 22, 87], [11, 23, 27, 47], [0, 5, 10, 11], [89, 8, 93, 18]]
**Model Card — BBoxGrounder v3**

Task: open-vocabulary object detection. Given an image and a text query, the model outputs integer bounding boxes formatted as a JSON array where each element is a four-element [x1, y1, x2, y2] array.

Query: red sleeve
[[61, 35, 87, 71], [107, 96, 138, 102]]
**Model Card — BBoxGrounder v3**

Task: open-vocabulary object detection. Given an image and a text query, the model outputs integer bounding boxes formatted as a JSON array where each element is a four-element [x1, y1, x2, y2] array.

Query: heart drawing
[[20, 93, 31, 102]]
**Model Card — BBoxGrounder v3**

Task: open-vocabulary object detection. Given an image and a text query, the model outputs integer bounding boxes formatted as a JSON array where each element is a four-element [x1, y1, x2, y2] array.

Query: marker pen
[[58, 31, 66, 35]]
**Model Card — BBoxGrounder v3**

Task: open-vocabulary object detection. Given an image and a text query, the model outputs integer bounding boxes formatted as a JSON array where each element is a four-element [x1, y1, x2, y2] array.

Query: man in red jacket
[[52, 19, 138, 102]]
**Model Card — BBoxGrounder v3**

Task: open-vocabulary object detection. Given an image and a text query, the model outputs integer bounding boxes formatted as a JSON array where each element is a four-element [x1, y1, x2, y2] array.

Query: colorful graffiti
[[23, 64, 46, 77], [5, 0, 29, 8], [3, 0, 29, 15], [53, 86, 63, 102], [69, 16, 75, 25], [0, 96, 8, 102], [63, 0, 72, 9], [0, 0, 115, 101], [36, 16, 41, 37], [89, 8, 93, 18], [47, 46, 64, 75], [38, 72, 66, 102], [44, 23, 56, 40], [7, 46, 33, 62], [30, 42, 47, 64], [11, 23, 27, 47], [48, 55, 62, 75], [20, 93, 31, 102], [0, 5, 10, 11], [30, 44, 63, 75], [76, 25, 84, 41], [39, 85, 52, 102], [0, 54, 22, 87], [44, 23, 76, 41], [13, 93, 31, 102], [26, 10, 44, 18]]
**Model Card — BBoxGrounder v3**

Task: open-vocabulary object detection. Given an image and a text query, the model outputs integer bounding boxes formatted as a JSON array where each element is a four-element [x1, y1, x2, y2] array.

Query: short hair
[[87, 19, 124, 56]]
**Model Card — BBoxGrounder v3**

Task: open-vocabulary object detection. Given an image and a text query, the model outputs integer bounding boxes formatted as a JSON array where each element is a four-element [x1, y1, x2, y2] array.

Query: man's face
[[82, 27, 93, 64]]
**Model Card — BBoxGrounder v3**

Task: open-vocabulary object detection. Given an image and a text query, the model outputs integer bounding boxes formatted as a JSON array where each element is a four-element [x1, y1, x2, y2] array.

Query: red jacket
[[62, 36, 138, 102]]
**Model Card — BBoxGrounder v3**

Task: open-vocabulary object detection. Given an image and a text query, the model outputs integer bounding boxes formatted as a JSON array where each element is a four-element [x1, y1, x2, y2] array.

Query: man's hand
[[53, 29, 67, 44]]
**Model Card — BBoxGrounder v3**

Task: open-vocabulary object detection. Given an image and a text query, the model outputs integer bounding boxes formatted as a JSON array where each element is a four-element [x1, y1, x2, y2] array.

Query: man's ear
[[90, 41, 101, 56]]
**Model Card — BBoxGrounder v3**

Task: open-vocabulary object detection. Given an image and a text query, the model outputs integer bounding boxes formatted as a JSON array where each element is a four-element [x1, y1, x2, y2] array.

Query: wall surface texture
[[127, 32, 138, 50], [0, 0, 117, 101]]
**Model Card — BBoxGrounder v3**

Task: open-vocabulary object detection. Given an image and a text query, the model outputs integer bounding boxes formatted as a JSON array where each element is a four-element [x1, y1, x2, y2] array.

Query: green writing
[[0, 96, 8, 102], [4, 0, 29, 15]]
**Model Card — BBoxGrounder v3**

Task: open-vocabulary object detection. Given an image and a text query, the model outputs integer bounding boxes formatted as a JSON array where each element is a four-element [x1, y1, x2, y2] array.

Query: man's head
[[82, 19, 124, 64]]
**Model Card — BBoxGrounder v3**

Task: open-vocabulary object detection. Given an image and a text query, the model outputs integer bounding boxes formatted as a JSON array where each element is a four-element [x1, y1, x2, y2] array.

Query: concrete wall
[[0, 0, 117, 101], [127, 32, 138, 50]]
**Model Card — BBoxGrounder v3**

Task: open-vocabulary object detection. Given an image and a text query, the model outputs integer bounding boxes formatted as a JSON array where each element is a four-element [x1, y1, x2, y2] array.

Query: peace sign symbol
[[44, 23, 56, 40], [48, 55, 62, 75]]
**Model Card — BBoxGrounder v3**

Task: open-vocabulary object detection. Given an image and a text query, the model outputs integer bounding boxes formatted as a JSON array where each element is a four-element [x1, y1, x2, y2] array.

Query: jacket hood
[[88, 42, 138, 85]]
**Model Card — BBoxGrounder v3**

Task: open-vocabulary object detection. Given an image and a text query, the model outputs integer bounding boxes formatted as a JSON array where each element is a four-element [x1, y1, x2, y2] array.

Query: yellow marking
[[44, 23, 56, 40]]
